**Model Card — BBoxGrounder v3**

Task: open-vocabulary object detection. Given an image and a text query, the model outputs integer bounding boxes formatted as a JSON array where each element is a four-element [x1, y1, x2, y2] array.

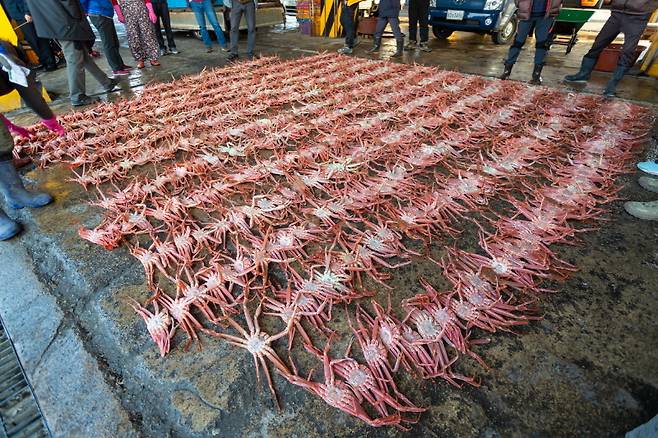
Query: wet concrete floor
[[1, 22, 657, 438]]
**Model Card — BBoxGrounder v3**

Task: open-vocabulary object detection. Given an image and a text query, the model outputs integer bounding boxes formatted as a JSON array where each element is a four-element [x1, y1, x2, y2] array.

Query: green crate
[[556, 8, 595, 24]]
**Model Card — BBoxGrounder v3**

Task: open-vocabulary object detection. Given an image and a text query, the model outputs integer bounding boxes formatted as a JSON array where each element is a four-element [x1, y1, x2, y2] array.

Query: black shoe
[[499, 63, 513, 80], [227, 53, 239, 62], [104, 77, 120, 93], [529, 63, 543, 85], [72, 95, 100, 107]]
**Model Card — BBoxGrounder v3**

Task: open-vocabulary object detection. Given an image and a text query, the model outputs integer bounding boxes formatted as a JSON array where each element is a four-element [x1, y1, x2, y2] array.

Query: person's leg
[[224, 7, 232, 34], [152, 1, 167, 51], [230, 3, 243, 55], [340, 2, 355, 48], [205, 0, 227, 46], [191, 2, 213, 48], [90, 15, 125, 71], [136, 6, 162, 61], [582, 12, 622, 62], [245, 1, 256, 55], [0, 123, 19, 239], [389, 17, 404, 56], [60, 40, 86, 103], [504, 18, 533, 65], [418, 0, 430, 44], [160, 2, 176, 50], [532, 16, 554, 65], [408, 0, 418, 45], [82, 47, 113, 88], [122, 0, 146, 60], [604, 13, 649, 95]]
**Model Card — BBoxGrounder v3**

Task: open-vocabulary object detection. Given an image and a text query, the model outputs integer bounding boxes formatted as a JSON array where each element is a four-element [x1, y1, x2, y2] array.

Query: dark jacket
[[24, 0, 95, 41], [610, 0, 658, 15], [515, 0, 562, 19], [377, 0, 400, 18], [3, 0, 30, 21]]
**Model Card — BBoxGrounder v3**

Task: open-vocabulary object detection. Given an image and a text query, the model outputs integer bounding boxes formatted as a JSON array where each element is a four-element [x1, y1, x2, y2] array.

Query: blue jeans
[[505, 16, 554, 65], [190, 0, 227, 47]]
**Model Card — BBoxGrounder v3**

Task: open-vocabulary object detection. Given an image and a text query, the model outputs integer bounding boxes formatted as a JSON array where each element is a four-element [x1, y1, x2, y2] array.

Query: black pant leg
[[418, 0, 430, 42], [159, 4, 176, 49], [153, 2, 166, 49], [408, 0, 418, 41], [19, 21, 54, 66], [584, 11, 622, 61], [617, 13, 649, 69]]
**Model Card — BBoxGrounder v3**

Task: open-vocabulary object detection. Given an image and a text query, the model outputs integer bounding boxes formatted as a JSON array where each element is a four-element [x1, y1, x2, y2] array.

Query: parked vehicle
[[429, 0, 518, 44]]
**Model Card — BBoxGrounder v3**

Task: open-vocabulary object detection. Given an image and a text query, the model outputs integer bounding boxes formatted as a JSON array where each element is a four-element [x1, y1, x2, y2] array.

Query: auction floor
[[0, 22, 656, 438]]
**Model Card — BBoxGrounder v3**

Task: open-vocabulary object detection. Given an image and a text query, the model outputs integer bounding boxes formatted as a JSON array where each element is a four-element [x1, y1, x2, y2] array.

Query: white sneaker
[[337, 46, 353, 54]]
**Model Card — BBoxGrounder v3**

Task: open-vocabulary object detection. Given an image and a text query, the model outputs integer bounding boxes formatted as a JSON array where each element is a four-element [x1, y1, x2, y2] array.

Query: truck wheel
[[492, 16, 517, 45], [432, 26, 454, 39]]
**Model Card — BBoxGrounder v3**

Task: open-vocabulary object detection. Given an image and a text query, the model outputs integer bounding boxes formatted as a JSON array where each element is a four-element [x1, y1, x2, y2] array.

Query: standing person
[[25, 0, 119, 106], [499, 0, 563, 85], [81, 0, 133, 75], [226, 0, 256, 60], [187, 0, 228, 53], [367, 0, 404, 57], [0, 41, 65, 240], [338, 0, 362, 54], [405, 0, 431, 52], [564, 0, 658, 96], [112, 0, 161, 68], [3, 0, 58, 71], [151, 0, 178, 56]]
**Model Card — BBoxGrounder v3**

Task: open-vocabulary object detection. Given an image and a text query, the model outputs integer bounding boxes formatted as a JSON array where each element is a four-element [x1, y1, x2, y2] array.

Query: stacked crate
[[296, 0, 320, 35], [296, 0, 311, 34]]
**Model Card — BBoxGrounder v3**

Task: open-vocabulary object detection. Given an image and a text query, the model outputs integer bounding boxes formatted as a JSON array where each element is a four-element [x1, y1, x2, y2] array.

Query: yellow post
[[0, 8, 51, 112]]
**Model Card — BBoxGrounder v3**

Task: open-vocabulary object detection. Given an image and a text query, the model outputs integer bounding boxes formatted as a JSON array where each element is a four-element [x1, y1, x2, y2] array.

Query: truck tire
[[432, 26, 454, 39], [492, 16, 517, 45]]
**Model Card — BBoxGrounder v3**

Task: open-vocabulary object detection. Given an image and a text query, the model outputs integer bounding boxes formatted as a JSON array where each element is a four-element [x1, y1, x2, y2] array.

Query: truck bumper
[[429, 10, 501, 32]]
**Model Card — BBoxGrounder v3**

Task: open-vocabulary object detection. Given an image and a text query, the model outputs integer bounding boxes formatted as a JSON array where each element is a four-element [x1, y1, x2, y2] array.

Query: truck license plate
[[446, 10, 464, 20]]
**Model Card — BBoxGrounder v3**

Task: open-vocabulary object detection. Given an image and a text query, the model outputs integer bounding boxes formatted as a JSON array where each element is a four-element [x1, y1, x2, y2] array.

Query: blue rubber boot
[[0, 160, 52, 209], [0, 207, 20, 240], [638, 160, 658, 176]]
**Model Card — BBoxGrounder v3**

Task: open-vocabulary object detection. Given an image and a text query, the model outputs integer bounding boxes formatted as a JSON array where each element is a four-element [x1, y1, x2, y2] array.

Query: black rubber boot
[[367, 38, 381, 53], [0, 207, 20, 241], [499, 63, 513, 80], [603, 65, 626, 98], [529, 63, 543, 85], [392, 38, 404, 57], [0, 160, 53, 209], [564, 56, 597, 82]]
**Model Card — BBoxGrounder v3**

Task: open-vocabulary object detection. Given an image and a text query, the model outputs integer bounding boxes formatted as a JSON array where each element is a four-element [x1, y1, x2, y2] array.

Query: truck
[[166, 0, 285, 33]]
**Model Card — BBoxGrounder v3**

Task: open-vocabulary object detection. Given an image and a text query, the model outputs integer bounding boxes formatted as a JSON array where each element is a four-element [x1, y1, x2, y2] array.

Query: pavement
[[0, 20, 657, 438]]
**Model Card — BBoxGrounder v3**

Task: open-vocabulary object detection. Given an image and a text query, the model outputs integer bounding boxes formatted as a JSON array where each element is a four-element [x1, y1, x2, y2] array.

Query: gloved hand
[[1, 114, 33, 139], [41, 117, 65, 137], [146, 2, 157, 23], [114, 4, 125, 23]]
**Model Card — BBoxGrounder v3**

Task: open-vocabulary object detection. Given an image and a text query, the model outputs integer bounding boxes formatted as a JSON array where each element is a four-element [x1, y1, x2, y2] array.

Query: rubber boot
[[529, 63, 543, 85], [499, 63, 513, 80], [564, 56, 597, 82], [0, 160, 52, 209], [638, 176, 658, 194], [624, 200, 658, 221], [603, 65, 626, 98], [0, 207, 20, 241], [392, 38, 404, 57], [367, 37, 381, 53]]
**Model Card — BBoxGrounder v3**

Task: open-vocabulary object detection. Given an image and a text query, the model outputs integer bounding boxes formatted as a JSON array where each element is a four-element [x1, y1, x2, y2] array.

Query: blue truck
[[429, 0, 518, 44]]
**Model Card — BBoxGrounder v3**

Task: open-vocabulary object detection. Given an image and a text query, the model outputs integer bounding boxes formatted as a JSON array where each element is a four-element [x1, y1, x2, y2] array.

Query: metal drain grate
[[0, 317, 50, 438]]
